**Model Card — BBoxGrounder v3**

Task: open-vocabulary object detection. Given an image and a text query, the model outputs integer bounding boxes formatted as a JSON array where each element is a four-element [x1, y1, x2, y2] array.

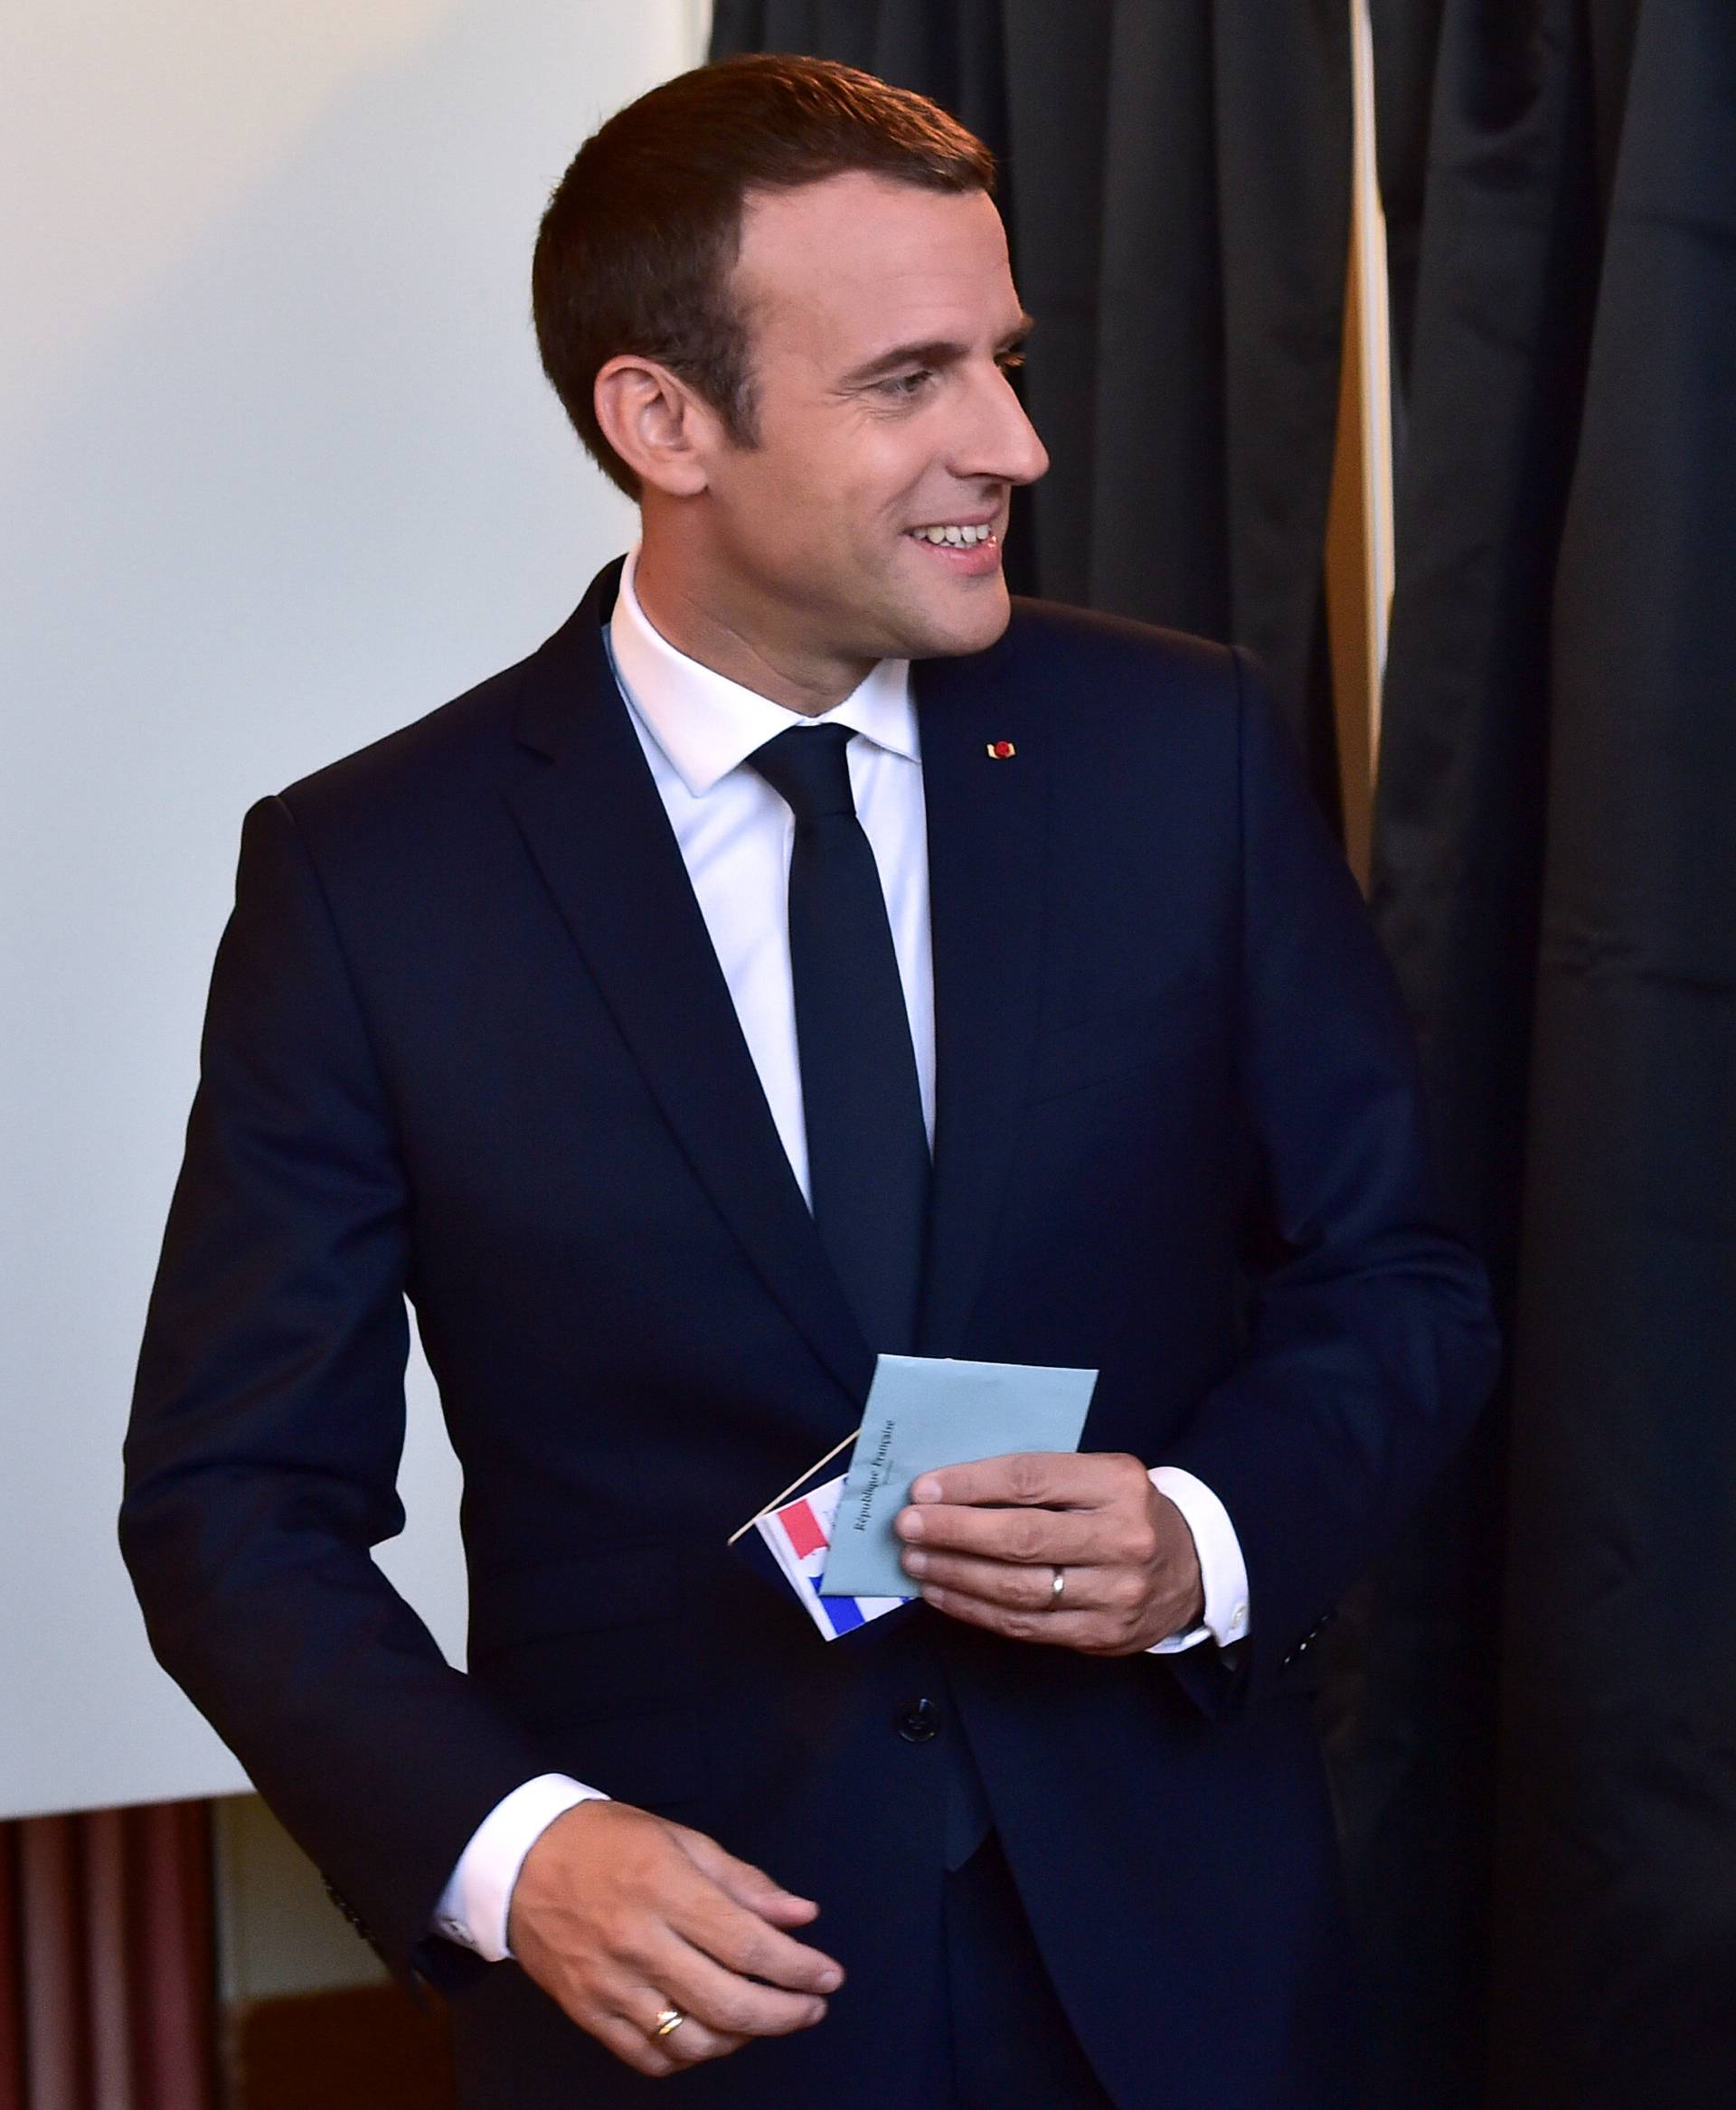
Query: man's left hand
[[893, 1452, 1204, 1655]]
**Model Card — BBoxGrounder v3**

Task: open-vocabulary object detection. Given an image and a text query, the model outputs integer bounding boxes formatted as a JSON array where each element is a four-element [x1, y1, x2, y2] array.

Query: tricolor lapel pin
[[986, 739, 1016, 759]]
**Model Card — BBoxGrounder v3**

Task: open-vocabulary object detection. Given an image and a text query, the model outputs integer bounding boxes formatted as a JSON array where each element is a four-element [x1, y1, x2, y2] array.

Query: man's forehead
[[736, 174, 1017, 355]]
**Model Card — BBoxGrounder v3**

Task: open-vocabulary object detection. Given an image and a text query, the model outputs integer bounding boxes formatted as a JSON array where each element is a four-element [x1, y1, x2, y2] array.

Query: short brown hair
[[532, 54, 996, 498]]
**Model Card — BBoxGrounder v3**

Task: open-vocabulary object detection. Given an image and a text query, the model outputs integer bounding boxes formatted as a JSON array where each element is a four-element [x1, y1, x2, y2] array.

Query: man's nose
[[956, 362, 1050, 488]]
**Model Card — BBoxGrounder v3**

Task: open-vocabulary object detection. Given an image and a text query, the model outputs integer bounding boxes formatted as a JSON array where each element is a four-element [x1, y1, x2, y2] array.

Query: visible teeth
[[912, 523, 991, 545]]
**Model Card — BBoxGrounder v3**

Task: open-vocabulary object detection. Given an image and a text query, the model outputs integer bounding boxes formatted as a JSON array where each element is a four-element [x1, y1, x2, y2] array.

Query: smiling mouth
[[905, 522, 996, 547]]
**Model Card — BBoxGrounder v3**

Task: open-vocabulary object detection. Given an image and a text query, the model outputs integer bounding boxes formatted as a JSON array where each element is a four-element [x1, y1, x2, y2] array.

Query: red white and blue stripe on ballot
[[753, 1473, 911, 1640]]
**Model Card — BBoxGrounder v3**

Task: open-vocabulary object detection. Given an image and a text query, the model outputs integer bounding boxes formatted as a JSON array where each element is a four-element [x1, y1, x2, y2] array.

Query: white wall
[[1, 0, 711, 1821]]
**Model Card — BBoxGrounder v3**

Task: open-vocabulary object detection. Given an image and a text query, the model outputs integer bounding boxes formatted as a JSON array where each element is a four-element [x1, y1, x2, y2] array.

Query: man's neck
[[631, 545, 874, 717]]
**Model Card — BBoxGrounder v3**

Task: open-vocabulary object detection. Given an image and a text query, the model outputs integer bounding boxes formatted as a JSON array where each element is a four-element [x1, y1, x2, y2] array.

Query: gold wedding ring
[[653, 2006, 688, 2039]]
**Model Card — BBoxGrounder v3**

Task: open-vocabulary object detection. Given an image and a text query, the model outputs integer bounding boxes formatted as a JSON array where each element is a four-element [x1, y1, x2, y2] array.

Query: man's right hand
[[505, 1800, 844, 2079]]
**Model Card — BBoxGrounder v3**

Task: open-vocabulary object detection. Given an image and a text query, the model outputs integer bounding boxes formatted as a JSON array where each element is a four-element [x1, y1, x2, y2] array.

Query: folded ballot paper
[[729, 1354, 1099, 1641]]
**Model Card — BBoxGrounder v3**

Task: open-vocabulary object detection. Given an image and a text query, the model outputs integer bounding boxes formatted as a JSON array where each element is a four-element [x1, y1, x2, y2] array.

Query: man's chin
[[898, 577, 1014, 662]]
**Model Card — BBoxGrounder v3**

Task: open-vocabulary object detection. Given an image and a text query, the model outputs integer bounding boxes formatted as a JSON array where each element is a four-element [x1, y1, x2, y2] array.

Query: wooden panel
[[1324, 0, 1395, 891], [225, 1986, 457, 2110], [1325, 225, 1376, 890]]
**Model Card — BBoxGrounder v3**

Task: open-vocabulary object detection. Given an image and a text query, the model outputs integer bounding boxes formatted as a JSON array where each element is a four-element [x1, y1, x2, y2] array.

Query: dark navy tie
[[751, 723, 990, 1865], [748, 723, 929, 1353]]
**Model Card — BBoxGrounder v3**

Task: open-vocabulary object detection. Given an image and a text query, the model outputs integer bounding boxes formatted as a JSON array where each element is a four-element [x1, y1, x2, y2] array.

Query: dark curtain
[[713, 5, 1736, 2102], [1365, 0, 1446, 402], [710, 0, 1354, 818], [1351, 3, 1736, 2105]]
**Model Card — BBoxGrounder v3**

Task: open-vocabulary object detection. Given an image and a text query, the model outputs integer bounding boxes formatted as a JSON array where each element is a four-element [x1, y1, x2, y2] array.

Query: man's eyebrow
[[838, 313, 1036, 389]]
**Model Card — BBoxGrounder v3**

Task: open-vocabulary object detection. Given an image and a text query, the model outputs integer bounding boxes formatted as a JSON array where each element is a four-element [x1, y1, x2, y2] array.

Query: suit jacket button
[[895, 1697, 941, 1743]]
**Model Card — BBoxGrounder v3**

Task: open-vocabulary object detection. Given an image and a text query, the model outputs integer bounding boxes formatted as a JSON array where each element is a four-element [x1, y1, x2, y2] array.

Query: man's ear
[[593, 356, 716, 498]]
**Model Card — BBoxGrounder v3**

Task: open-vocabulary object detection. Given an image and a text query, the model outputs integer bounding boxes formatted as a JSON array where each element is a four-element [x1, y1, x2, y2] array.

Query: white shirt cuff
[[430, 1773, 607, 1961], [1145, 1465, 1251, 1653]]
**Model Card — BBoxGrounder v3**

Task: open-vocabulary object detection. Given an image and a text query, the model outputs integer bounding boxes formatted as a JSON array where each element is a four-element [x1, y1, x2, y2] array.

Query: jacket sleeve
[[1161, 649, 1500, 1716], [119, 793, 552, 1991]]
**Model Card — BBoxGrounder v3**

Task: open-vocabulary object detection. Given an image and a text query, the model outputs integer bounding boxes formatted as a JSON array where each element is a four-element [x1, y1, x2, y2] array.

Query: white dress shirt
[[430, 549, 1251, 1960]]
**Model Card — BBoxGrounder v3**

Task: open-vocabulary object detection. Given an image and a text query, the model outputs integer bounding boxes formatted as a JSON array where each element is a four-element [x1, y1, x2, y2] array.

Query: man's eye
[[996, 351, 1027, 374], [882, 369, 933, 398]]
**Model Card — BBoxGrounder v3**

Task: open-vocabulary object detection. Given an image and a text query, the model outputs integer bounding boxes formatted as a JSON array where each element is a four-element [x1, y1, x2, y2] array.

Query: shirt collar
[[606, 545, 917, 797]]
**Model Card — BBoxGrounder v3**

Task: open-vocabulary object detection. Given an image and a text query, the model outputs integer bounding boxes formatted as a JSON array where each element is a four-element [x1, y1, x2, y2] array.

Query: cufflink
[[985, 739, 1016, 759]]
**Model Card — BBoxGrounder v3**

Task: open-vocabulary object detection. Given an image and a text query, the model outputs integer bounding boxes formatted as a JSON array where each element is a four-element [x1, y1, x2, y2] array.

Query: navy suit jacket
[[121, 559, 1496, 2107]]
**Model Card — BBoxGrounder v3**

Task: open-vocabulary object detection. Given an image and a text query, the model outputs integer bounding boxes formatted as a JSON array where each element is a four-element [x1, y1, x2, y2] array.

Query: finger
[[901, 1546, 1118, 1611], [624, 1996, 744, 2068], [897, 1501, 1115, 1565], [589, 2009, 685, 2080], [916, 1580, 1119, 1651], [675, 1830, 825, 1928], [909, 1450, 1137, 1512], [654, 1928, 832, 2039], [661, 2020, 749, 2067], [755, 1892, 826, 1927], [673, 1883, 844, 1995]]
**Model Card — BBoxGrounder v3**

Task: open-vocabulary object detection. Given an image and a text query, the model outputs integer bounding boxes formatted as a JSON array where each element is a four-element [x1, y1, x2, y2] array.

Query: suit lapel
[[505, 563, 874, 1427], [504, 565, 1052, 1407], [914, 642, 1048, 1355]]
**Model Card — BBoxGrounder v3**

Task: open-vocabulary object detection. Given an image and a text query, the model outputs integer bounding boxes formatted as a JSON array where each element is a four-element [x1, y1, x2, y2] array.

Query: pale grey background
[[2, 0, 710, 1820]]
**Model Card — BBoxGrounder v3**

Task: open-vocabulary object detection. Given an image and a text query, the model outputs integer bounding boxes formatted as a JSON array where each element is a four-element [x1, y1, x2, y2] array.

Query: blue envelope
[[818, 1354, 1099, 1598]]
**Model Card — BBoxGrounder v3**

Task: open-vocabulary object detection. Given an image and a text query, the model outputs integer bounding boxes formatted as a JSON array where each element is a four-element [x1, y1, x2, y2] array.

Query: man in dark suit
[[121, 54, 1497, 2109]]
